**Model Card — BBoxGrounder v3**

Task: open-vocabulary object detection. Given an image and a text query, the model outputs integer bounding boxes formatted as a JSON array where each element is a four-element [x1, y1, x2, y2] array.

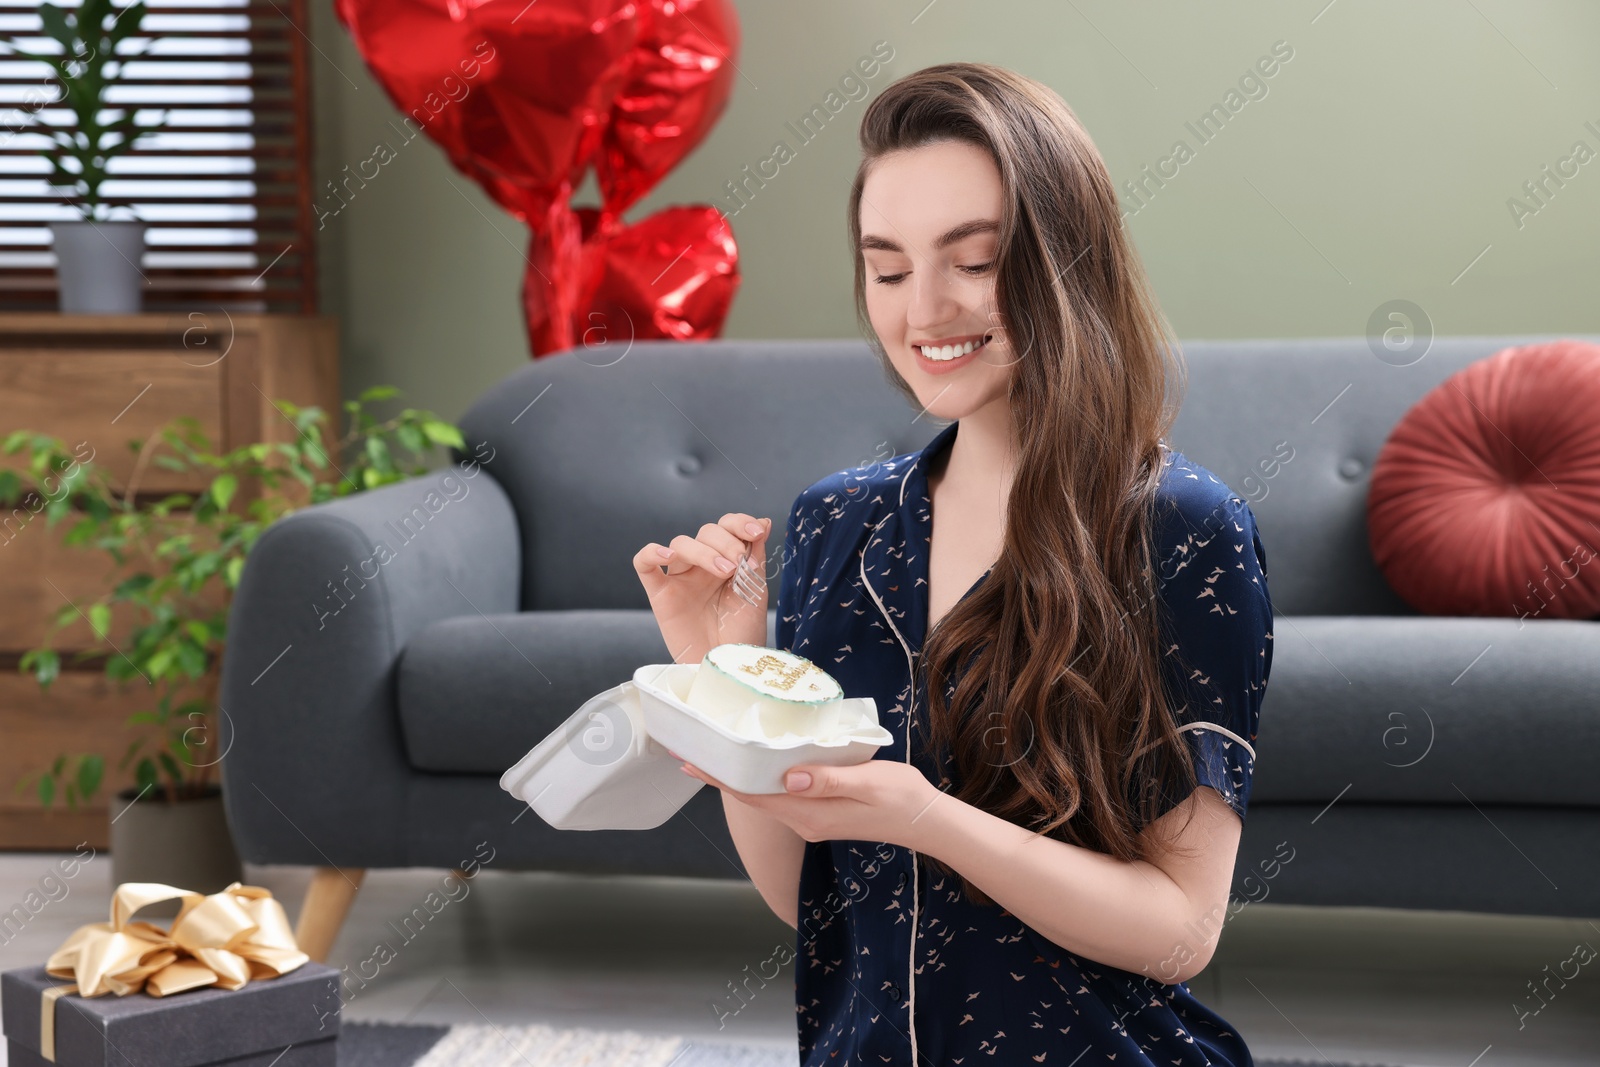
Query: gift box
[[2, 880, 340, 1067], [2, 960, 341, 1067]]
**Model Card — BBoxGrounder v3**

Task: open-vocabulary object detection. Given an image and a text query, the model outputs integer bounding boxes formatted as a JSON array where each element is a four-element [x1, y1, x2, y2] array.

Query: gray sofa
[[218, 335, 1600, 956]]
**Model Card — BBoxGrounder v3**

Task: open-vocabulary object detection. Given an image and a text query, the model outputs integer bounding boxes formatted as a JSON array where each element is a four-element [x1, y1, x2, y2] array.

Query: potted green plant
[[1, 386, 466, 895], [0, 0, 165, 313]]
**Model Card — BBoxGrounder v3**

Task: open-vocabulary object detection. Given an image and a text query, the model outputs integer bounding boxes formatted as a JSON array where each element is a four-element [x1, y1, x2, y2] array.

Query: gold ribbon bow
[[37, 882, 309, 1061]]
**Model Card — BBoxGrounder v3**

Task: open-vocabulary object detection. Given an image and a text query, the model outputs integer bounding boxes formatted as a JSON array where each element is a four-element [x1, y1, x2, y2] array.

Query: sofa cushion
[[401, 608, 1600, 807], [1251, 615, 1600, 806], [1367, 338, 1600, 618], [396, 609, 778, 774]]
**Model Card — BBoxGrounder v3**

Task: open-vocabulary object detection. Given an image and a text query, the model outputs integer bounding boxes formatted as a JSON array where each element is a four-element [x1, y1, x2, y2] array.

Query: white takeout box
[[499, 661, 891, 831]]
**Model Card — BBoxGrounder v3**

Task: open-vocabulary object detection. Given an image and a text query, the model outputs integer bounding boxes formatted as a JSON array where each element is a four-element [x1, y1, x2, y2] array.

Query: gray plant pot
[[109, 784, 244, 919], [48, 219, 148, 314]]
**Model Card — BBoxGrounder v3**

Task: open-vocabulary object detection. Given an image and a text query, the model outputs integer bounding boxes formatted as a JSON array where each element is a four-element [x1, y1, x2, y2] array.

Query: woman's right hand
[[633, 512, 773, 664]]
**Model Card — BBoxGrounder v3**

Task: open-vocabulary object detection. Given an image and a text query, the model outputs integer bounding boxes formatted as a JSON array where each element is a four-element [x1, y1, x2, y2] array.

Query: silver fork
[[729, 542, 766, 609]]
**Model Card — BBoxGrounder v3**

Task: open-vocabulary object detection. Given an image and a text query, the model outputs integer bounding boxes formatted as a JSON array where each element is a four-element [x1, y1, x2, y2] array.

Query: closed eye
[[873, 263, 992, 286]]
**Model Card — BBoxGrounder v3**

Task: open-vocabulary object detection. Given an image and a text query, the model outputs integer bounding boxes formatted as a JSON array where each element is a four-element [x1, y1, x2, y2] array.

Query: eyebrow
[[857, 217, 999, 255]]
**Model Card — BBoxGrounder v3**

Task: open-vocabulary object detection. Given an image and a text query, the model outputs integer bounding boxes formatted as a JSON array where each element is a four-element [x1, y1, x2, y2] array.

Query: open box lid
[[499, 678, 702, 831]]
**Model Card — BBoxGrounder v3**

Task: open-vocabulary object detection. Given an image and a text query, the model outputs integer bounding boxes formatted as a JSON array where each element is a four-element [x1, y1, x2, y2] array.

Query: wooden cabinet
[[0, 313, 340, 849]]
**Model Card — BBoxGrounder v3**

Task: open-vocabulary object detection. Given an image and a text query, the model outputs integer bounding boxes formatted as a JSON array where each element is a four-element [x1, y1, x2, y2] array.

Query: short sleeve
[[1151, 494, 1274, 822]]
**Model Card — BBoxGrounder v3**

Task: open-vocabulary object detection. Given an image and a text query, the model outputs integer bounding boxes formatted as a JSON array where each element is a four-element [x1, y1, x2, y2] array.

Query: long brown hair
[[848, 63, 1204, 907]]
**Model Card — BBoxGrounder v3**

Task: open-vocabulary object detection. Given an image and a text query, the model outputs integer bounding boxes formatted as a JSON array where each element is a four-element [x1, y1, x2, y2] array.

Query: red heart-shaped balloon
[[595, 0, 741, 216], [523, 200, 739, 355], [333, 0, 641, 222], [335, 0, 744, 354]]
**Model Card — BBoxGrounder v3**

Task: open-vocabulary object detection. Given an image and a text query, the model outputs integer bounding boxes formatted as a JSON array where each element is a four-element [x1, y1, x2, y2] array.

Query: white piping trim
[[858, 456, 922, 1065], [1175, 720, 1256, 763], [897, 453, 916, 508]]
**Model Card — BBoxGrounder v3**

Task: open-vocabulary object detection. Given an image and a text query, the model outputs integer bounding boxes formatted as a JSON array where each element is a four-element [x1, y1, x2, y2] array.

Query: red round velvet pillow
[[1367, 339, 1600, 619]]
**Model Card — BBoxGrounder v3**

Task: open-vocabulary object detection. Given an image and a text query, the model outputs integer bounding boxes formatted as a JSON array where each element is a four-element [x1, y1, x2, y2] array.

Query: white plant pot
[[49, 219, 148, 314]]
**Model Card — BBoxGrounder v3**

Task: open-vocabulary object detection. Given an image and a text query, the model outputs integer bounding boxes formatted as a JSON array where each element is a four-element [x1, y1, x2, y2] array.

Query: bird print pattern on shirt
[[776, 420, 1274, 1066]]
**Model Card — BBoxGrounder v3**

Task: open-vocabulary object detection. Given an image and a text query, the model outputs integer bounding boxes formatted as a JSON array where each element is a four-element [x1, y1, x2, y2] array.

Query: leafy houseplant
[[1, 386, 465, 892], [0, 0, 164, 313]]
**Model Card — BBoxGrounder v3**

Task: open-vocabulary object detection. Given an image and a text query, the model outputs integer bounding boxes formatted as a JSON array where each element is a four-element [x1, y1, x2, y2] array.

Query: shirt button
[[895, 872, 907, 892], [888, 984, 902, 1002]]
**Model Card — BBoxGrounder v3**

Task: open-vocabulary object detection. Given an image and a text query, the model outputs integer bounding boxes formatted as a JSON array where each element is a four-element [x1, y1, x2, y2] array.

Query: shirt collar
[[856, 420, 962, 670], [905, 419, 959, 506]]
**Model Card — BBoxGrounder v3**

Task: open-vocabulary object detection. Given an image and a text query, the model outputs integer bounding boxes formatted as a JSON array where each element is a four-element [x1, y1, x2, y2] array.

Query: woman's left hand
[[674, 753, 942, 851]]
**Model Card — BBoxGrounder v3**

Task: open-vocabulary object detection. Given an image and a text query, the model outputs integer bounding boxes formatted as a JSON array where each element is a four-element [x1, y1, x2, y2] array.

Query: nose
[[905, 258, 964, 332]]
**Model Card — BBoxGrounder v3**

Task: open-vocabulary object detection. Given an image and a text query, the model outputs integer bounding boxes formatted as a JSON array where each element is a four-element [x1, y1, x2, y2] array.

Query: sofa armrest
[[219, 465, 521, 867]]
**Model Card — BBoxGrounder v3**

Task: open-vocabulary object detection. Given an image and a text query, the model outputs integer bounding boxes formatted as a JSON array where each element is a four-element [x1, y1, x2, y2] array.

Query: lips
[[914, 332, 991, 375], [914, 332, 990, 359]]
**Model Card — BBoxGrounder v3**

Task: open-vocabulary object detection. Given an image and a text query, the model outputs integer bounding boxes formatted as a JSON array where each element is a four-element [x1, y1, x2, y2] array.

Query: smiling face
[[858, 139, 1017, 421]]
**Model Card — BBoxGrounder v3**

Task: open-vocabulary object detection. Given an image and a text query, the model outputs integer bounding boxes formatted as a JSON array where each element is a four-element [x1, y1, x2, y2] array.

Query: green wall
[[307, 0, 1600, 423]]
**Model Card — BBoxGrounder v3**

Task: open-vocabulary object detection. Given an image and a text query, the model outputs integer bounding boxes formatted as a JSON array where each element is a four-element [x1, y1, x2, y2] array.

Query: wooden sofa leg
[[295, 867, 366, 963]]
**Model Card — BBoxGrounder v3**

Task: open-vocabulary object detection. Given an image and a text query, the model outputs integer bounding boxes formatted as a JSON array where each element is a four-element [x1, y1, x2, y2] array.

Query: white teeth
[[917, 337, 986, 361]]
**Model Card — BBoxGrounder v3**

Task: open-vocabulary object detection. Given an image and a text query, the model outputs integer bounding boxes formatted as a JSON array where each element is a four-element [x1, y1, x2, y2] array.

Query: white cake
[[686, 644, 846, 741]]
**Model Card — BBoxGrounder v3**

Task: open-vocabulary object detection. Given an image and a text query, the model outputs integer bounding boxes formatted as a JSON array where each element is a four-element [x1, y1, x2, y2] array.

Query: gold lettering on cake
[[736, 654, 820, 693]]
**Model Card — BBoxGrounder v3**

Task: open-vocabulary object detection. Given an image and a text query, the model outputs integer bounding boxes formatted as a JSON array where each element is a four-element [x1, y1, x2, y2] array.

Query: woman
[[634, 62, 1273, 1065]]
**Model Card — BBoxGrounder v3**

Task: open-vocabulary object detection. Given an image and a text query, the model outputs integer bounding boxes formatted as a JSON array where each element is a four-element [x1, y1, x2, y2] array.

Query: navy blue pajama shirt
[[773, 419, 1274, 1066]]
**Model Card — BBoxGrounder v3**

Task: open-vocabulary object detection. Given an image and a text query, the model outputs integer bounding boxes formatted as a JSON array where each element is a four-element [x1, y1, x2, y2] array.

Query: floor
[[1, 854, 1595, 1066]]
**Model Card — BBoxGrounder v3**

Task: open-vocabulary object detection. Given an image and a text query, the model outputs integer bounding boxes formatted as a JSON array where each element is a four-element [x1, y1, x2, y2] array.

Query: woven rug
[[339, 1021, 796, 1066], [337, 1021, 1406, 1066]]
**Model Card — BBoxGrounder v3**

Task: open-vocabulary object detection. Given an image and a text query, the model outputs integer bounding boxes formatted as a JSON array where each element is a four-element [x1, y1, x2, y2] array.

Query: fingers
[[632, 513, 773, 592], [631, 541, 679, 595], [670, 531, 741, 577], [719, 512, 772, 546], [701, 512, 773, 567], [679, 761, 741, 799], [676, 757, 772, 808], [666, 515, 771, 577], [719, 512, 774, 577]]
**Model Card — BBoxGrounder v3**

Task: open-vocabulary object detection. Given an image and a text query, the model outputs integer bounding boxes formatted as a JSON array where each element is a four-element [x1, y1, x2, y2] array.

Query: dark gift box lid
[[1, 962, 341, 1067]]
